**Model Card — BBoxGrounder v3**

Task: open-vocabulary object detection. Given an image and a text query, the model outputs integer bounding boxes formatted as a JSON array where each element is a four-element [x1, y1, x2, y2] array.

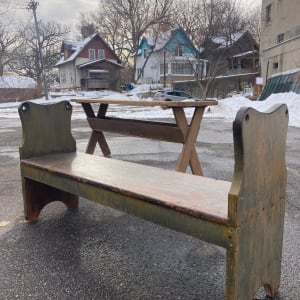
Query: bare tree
[[0, 1, 22, 76], [77, 12, 97, 39], [9, 20, 70, 86], [80, 0, 173, 82], [76, 0, 257, 89], [244, 3, 261, 43], [172, 0, 248, 99]]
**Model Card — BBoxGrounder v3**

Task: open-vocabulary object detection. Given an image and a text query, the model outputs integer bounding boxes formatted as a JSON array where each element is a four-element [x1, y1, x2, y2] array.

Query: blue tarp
[[123, 83, 134, 91]]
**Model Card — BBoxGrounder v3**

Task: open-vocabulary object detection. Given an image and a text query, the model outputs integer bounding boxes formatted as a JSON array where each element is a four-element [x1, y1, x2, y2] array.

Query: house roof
[[56, 34, 96, 66], [211, 31, 258, 50], [146, 29, 172, 51], [141, 27, 198, 54], [232, 50, 259, 58], [212, 32, 244, 48], [56, 33, 121, 67], [77, 59, 123, 69]]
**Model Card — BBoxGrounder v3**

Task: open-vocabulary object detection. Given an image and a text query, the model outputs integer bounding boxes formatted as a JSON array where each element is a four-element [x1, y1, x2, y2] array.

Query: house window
[[289, 25, 300, 39], [98, 49, 105, 60], [273, 62, 279, 69], [266, 4, 272, 23], [60, 71, 66, 84], [174, 46, 183, 57], [171, 62, 193, 75], [69, 71, 74, 84], [137, 68, 144, 78], [196, 62, 206, 78], [277, 33, 284, 44], [89, 49, 95, 61], [160, 63, 168, 75]]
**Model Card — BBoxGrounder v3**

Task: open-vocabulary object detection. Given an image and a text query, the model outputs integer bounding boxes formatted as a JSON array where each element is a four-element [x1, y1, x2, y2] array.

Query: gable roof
[[77, 58, 122, 69], [201, 30, 259, 60], [211, 31, 258, 50], [140, 27, 198, 55], [56, 33, 121, 67]]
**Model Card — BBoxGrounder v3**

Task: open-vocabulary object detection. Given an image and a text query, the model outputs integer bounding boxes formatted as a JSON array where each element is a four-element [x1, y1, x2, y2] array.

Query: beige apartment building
[[260, 0, 300, 84]]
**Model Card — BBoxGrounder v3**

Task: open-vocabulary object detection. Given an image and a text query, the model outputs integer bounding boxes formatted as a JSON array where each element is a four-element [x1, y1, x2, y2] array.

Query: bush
[[0, 87, 44, 103]]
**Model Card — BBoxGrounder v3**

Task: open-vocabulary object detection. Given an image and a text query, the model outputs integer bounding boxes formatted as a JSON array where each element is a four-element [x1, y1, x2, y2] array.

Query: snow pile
[[0, 84, 299, 128], [206, 92, 300, 127], [0, 76, 36, 88]]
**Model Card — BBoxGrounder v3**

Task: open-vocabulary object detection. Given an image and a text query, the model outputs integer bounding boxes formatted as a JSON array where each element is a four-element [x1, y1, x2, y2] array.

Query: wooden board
[[71, 98, 218, 108], [21, 152, 230, 225]]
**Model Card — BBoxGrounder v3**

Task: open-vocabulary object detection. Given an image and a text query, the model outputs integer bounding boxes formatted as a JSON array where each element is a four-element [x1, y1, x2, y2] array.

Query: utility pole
[[26, 0, 49, 100]]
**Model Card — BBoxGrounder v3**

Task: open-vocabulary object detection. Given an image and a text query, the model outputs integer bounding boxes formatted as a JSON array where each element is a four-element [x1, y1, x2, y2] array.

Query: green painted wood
[[226, 103, 288, 299], [21, 153, 230, 226], [18, 101, 289, 299], [21, 158, 233, 248], [18, 101, 76, 159]]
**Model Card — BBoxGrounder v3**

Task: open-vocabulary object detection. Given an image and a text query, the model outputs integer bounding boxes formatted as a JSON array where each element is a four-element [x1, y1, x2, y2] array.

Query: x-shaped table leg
[[82, 103, 111, 156], [172, 107, 204, 176]]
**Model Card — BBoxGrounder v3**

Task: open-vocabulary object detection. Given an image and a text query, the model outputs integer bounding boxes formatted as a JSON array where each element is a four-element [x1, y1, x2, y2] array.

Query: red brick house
[[56, 33, 122, 91]]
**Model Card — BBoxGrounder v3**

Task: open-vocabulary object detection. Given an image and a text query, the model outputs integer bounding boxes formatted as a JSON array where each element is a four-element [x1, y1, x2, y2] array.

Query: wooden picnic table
[[71, 98, 218, 176]]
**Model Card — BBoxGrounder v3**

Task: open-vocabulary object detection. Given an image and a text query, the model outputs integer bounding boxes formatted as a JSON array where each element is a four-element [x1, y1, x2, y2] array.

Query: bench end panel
[[18, 101, 76, 159], [226, 103, 289, 299]]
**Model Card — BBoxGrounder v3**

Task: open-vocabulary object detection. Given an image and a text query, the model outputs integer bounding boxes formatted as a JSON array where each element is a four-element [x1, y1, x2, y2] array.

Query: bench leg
[[225, 232, 281, 300], [22, 178, 79, 221]]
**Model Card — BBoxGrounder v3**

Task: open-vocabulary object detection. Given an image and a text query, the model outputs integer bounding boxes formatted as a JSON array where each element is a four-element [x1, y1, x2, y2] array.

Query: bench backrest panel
[[228, 103, 288, 226], [19, 101, 76, 159]]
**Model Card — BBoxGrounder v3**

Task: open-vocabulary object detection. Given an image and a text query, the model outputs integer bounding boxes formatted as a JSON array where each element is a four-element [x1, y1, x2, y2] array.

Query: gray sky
[[11, 0, 261, 37], [33, 0, 261, 24], [34, 0, 99, 24], [10, 0, 99, 37]]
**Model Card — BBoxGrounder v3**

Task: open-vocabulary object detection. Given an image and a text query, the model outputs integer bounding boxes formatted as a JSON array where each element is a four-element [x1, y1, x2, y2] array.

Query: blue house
[[135, 27, 207, 84]]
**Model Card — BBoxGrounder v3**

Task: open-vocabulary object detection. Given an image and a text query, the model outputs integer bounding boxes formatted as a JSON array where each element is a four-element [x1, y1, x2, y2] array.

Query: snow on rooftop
[[0, 76, 36, 88], [212, 32, 244, 48], [56, 34, 97, 66], [146, 29, 173, 51], [232, 50, 258, 58]]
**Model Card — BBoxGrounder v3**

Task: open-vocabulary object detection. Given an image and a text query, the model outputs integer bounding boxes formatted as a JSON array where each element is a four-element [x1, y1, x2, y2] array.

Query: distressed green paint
[[19, 101, 76, 159], [18, 101, 289, 299], [21, 163, 233, 248], [226, 104, 288, 299]]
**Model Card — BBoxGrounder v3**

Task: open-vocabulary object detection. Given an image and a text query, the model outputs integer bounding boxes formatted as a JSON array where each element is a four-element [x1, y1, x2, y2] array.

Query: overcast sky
[[11, 0, 261, 38], [10, 0, 99, 37], [33, 0, 99, 25]]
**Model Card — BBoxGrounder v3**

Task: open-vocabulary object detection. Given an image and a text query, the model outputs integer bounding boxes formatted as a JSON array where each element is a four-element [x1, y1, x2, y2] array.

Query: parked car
[[153, 90, 200, 101]]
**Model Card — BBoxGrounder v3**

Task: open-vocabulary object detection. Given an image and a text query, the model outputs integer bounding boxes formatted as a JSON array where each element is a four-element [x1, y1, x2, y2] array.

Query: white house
[[135, 27, 207, 84]]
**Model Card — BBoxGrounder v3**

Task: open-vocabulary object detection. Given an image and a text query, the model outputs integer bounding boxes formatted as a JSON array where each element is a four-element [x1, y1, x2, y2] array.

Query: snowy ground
[[0, 84, 299, 127]]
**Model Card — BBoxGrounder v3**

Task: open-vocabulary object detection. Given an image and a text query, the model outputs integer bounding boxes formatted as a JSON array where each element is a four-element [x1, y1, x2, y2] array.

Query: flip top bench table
[[18, 100, 288, 300], [71, 98, 218, 175]]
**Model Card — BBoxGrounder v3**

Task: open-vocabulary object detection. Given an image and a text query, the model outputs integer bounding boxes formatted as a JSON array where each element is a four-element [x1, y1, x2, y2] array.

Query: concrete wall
[[173, 73, 258, 99], [260, 0, 300, 84]]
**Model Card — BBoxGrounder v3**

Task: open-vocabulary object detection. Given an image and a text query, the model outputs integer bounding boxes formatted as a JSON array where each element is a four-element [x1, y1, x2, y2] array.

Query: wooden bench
[[18, 100, 289, 300]]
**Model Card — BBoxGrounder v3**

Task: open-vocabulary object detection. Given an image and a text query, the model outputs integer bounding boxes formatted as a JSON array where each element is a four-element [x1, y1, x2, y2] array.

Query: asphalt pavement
[[0, 115, 299, 300]]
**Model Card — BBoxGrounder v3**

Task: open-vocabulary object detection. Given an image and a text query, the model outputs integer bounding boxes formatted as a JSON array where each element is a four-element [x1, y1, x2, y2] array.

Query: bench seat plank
[[21, 152, 230, 225]]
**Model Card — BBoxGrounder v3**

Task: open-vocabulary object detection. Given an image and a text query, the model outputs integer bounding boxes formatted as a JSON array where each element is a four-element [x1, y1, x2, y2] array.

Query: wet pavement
[[0, 114, 299, 299]]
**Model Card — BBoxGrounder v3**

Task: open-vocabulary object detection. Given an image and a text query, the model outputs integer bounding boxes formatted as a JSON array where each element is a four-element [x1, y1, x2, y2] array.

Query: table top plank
[[71, 98, 218, 108]]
